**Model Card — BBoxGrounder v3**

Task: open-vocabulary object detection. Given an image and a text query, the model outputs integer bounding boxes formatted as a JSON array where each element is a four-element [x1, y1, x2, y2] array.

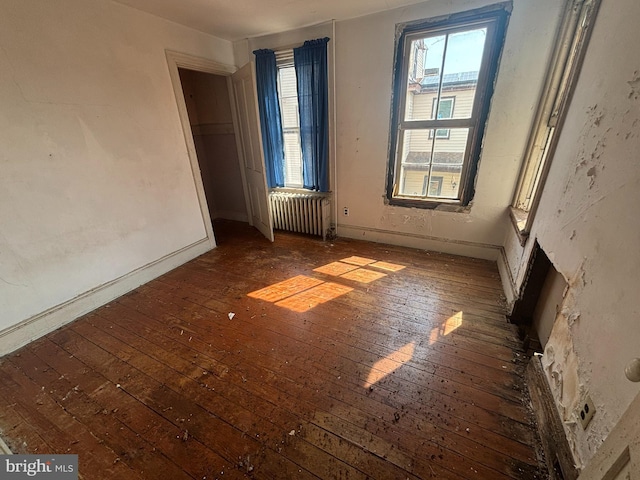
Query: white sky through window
[[421, 28, 487, 74]]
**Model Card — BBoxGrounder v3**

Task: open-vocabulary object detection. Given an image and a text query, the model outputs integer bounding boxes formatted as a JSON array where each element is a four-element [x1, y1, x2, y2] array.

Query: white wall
[[334, 0, 564, 259], [501, 0, 640, 468], [0, 0, 234, 353]]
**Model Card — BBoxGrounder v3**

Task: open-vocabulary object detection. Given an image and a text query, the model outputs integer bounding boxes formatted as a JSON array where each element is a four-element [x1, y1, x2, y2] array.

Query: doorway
[[177, 68, 248, 245]]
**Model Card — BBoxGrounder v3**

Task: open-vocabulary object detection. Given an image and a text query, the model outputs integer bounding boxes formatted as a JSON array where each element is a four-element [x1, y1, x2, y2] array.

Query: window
[[253, 38, 330, 193], [430, 96, 454, 139], [387, 7, 508, 207], [511, 0, 600, 238], [426, 176, 443, 196], [276, 59, 303, 188]]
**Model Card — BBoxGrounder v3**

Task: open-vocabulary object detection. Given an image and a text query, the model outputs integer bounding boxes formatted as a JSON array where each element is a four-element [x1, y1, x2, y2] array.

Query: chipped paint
[[627, 70, 640, 100], [501, 0, 640, 470]]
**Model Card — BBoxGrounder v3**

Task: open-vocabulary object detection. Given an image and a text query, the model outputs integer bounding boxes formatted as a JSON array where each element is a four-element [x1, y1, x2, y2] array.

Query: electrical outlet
[[577, 395, 596, 430], [343, 207, 349, 216]]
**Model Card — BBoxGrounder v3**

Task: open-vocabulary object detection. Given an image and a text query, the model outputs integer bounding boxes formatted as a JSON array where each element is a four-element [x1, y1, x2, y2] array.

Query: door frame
[[165, 50, 246, 248], [578, 391, 640, 479]]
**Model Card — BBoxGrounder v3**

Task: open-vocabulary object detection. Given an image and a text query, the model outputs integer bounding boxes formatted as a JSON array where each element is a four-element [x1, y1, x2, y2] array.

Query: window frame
[[510, 0, 601, 241], [386, 6, 509, 209]]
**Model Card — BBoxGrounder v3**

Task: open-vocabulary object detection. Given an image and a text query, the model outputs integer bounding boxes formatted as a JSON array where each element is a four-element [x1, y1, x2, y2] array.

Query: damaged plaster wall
[[0, 0, 234, 351], [333, 0, 564, 260], [501, 0, 640, 468]]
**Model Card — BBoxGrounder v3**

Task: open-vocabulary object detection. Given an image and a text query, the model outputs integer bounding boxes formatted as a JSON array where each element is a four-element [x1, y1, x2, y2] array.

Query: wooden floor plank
[[0, 220, 546, 479]]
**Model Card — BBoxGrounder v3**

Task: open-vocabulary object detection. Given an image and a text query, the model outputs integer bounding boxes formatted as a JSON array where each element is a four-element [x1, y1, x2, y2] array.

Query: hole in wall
[[509, 241, 567, 353]]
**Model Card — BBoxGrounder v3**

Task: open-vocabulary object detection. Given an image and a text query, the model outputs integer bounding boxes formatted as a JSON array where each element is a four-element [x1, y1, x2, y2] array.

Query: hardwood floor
[[0, 221, 546, 479]]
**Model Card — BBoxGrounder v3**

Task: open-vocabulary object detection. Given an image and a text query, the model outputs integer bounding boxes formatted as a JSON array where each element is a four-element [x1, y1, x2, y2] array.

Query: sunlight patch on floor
[[341, 256, 377, 266], [340, 268, 387, 284], [364, 342, 416, 388], [276, 282, 353, 312], [314, 261, 359, 276], [429, 311, 463, 345], [370, 261, 406, 272], [248, 257, 406, 313], [247, 275, 323, 303]]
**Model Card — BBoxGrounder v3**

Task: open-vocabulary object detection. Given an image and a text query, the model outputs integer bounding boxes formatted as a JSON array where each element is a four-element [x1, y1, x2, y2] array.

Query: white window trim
[[511, 0, 602, 241]]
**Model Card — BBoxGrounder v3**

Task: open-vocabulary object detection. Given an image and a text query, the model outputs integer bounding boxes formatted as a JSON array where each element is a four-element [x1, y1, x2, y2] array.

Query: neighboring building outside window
[[387, 7, 509, 207]]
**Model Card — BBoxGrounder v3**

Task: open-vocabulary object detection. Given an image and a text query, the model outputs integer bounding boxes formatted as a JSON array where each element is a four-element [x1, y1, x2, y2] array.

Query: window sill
[[387, 197, 471, 213], [270, 187, 332, 196], [509, 207, 530, 246]]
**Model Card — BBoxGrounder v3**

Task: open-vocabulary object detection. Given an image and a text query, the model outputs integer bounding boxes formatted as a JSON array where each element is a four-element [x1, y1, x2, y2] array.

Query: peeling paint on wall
[[542, 289, 589, 469], [501, 1, 640, 470], [627, 70, 640, 100]]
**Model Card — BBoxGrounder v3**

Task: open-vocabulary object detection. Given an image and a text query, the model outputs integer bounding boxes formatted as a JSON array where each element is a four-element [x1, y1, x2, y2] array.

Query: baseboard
[[498, 246, 518, 313], [337, 223, 500, 260], [0, 434, 11, 454], [526, 355, 579, 480], [0, 238, 213, 357]]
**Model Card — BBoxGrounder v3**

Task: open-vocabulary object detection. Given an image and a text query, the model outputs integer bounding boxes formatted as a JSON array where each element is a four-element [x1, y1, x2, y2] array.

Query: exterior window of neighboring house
[[276, 57, 303, 188], [424, 175, 443, 196], [387, 7, 509, 207], [511, 0, 600, 239], [430, 97, 454, 139]]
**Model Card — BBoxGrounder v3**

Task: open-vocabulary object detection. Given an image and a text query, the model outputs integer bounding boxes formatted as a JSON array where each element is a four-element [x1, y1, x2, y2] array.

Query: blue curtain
[[253, 49, 285, 188], [294, 38, 330, 192]]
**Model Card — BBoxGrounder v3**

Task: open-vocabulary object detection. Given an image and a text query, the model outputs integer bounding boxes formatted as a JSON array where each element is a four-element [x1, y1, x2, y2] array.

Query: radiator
[[269, 191, 330, 240]]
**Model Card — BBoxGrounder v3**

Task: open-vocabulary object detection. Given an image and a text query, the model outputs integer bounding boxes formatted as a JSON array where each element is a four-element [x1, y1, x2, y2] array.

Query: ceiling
[[112, 0, 429, 41]]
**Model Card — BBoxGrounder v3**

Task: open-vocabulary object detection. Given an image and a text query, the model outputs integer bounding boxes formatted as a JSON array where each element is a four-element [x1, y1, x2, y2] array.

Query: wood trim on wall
[[498, 246, 518, 310], [0, 435, 11, 454], [337, 223, 501, 260], [578, 391, 640, 479], [0, 238, 211, 357], [527, 355, 580, 480]]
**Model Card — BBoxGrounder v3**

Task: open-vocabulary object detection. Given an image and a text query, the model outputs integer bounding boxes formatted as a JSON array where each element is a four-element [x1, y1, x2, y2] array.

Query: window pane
[[277, 65, 303, 187], [278, 67, 297, 101], [431, 128, 469, 198], [282, 131, 302, 187], [404, 28, 486, 122], [280, 96, 299, 128], [437, 98, 454, 118], [398, 129, 433, 197], [404, 35, 445, 121], [398, 128, 469, 199], [441, 28, 486, 119]]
